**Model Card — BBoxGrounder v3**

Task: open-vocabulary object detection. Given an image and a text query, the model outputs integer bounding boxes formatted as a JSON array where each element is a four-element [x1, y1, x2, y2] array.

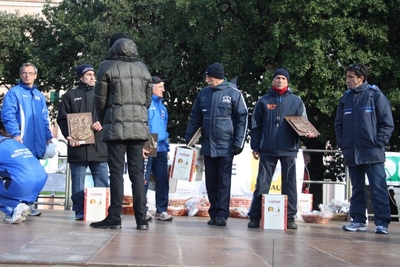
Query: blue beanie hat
[[273, 68, 290, 81], [76, 64, 95, 78], [205, 62, 225, 79]]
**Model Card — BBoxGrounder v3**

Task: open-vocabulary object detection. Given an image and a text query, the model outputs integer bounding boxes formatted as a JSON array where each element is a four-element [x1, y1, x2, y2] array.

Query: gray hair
[[19, 62, 38, 75]]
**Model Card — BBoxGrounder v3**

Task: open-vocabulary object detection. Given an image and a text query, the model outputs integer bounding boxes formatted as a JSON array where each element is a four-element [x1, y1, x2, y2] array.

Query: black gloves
[[232, 146, 243, 155]]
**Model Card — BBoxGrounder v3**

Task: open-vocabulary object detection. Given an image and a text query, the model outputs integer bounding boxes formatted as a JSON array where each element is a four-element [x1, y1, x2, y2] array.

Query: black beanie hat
[[273, 68, 290, 81], [76, 64, 95, 78], [109, 32, 128, 48], [205, 62, 225, 79]]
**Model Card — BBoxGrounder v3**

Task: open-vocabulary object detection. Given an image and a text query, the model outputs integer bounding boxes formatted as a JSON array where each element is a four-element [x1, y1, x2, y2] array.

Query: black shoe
[[287, 219, 298, 229], [216, 217, 227, 226], [248, 218, 260, 228], [90, 218, 121, 229], [136, 221, 149, 230], [207, 217, 216, 225]]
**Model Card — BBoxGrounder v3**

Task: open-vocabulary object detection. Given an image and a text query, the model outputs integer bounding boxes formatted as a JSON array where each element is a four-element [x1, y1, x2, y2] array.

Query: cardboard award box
[[261, 194, 288, 230], [84, 187, 110, 221], [170, 146, 204, 182], [67, 112, 95, 144], [298, 193, 313, 214]]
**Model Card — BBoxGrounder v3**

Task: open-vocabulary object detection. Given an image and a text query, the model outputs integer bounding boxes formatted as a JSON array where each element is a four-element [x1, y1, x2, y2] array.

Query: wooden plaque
[[67, 112, 95, 144], [284, 116, 320, 136], [143, 133, 158, 157]]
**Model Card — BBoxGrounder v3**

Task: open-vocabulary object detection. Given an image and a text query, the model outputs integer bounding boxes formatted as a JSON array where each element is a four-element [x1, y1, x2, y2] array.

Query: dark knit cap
[[109, 32, 128, 48], [205, 62, 225, 79], [273, 68, 290, 81], [76, 64, 95, 78]]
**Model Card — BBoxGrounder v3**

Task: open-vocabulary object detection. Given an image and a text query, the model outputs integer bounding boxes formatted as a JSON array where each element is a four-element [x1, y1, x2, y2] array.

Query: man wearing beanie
[[93, 34, 152, 230], [57, 64, 109, 220], [186, 62, 248, 227], [247, 68, 316, 229]]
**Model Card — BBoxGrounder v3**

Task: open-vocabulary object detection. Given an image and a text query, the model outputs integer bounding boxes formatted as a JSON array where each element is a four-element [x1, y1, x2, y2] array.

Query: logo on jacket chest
[[74, 97, 83, 102], [267, 104, 277, 110], [222, 96, 232, 104]]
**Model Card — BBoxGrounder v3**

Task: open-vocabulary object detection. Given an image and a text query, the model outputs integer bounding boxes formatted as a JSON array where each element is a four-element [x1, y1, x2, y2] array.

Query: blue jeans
[[348, 163, 391, 227], [144, 151, 169, 213], [70, 162, 109, 213], [248, 156, 297, 220]]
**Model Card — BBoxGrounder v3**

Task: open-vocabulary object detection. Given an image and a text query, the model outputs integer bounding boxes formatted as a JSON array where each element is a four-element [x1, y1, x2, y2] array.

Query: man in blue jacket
[[57, 64, 109, 220], [185, 62, 248, 227], [1, 62, 53, 216], [247, 68, 316, 229], [335, 63, 394, 234], [143, 76, 172, 221]]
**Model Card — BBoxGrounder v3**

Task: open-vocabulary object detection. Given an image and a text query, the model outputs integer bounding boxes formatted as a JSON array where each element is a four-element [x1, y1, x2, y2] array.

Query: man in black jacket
[[57, 64, 109, 220]]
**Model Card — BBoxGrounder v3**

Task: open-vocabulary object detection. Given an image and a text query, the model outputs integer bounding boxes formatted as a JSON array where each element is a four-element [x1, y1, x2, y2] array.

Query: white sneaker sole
[[10, 204, 31, 224]]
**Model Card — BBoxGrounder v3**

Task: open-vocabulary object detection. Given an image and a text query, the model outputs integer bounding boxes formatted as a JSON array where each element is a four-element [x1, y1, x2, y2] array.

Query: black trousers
[[204, 155, 234, 219], [106, 140, 146, 224]]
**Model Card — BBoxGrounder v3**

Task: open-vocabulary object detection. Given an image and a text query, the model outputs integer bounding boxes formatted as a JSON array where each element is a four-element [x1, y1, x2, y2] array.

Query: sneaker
[[9, 203, 31, 224], [146, 211, 153, 221], [154, 211, 173, 221], [375, 225, 388, 234], [248, 218, 260, 228], [137, 220, 149, 230], [75, 211, 84, 221], [3, 215, 12, 223], [342, 222, 367, 232], [287, 219, 298, 229], [215, 217, 227, 226], [207, 217, 216, 225], [28, 204, 41, 216]]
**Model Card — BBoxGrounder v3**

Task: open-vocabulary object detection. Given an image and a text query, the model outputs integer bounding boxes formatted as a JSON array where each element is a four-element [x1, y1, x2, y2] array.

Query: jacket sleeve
[[1, 90, 21, 137], [94, 72, 108, 124], [249, 98, 263, 151], [233, 91, 248, 148], [334, 97, 344, 148], [375, 93, 394, 146], [185, 95, 202, 144], [56, 92, 71, 139], [41, 96, 53, 141]]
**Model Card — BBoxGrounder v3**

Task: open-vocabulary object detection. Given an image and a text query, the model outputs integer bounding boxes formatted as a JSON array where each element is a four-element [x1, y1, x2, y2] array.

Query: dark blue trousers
[[204, 155, 234, 219], [348, 163, 391, 227], [144, 151, 169, 213], [248, 156, 298, 219]]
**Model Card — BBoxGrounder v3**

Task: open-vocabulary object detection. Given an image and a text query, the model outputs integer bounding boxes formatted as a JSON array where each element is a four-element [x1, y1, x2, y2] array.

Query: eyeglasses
[[348, 64, 363, 76], [21, 72, 36, 76]]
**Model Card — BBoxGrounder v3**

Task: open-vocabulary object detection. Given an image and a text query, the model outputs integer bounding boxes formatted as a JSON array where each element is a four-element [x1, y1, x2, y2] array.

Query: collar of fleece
[[272, 85, 288, 95]]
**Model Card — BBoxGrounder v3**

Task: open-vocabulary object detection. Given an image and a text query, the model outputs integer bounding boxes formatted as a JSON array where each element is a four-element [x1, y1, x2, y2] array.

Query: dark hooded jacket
[[250, 87, 306, 157], [185, 80, 248, 157], [334, 81, 394, 166], [95, 38, 152, 142], [57, 82, 108, 163]]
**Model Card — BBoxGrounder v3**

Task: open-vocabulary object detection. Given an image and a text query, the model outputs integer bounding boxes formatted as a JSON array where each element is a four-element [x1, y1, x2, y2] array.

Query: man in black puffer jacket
[[92, 33, 152, 230], [57, 64, 109, 220]]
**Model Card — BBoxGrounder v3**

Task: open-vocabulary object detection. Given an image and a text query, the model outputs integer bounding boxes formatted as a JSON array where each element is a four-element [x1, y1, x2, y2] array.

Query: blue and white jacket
[[148, 95, 170, 152], [1, 82, 52, 159]]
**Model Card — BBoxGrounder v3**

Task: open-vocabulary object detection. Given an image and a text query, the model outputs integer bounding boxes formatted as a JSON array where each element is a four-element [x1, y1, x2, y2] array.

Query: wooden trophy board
[[284, 116, 320, 136], [143, 133, 158, 157], [67, 112, 95, 144]]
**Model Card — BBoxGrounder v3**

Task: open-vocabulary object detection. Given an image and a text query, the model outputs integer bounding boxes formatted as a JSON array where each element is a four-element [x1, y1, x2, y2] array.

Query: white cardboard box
[[170, 146, 204, 182], [298, 193, 313, 214], [84, 187, 110, 222], [261, 194, 288, 230]]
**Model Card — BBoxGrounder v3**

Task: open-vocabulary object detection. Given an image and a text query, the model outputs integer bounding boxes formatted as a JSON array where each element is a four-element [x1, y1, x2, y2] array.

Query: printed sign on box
[[170, 146, 204, 182], [261, 194, 288, 230], [84, 187, 110, 221], [298, 193, 313, 214]]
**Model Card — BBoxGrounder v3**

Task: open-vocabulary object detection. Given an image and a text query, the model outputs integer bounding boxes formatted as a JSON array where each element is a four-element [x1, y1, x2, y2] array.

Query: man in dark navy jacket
[[335, 63, 394, 234], [186, 62, 248, 226]]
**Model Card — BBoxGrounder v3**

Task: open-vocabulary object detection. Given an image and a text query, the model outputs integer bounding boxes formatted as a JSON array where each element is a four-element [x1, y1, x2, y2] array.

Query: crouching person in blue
[[0, 128, 48, 224]]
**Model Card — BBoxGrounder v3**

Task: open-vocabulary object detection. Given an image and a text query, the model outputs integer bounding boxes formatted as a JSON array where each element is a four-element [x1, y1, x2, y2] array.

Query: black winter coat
[[57, 82, 108, 163]]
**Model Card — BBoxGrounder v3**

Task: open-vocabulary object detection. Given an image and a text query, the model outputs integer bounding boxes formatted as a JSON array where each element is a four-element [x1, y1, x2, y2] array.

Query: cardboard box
[[298, 193, 313, 214], [170, 146, 204, 182], [84, 187, 110, 221], [261, 194, 288, 230]]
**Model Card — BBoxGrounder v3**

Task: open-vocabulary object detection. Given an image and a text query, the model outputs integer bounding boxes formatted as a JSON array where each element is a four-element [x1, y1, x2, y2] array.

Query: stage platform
[[0, 210, 399, 266]]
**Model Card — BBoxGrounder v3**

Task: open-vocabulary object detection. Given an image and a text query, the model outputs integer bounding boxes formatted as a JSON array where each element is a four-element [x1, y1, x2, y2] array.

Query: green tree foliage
[[1, 0, 400, 150]]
